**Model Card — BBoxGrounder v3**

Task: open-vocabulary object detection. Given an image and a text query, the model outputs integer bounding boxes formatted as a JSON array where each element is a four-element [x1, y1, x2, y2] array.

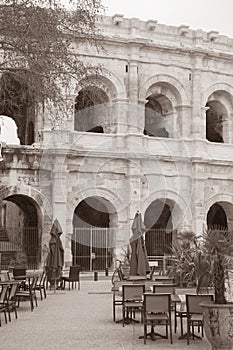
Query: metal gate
[[0, 226, 39, 270], [72, 227, 114, 271], [145, 229, 176, 271]]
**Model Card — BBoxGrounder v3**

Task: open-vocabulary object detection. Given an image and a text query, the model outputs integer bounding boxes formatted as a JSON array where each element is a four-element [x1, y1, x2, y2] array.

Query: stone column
[[175, 105, 192, 139], [52, 155, 72, 265], [192, 55, 205, 139], [192, 176, 206, 234]]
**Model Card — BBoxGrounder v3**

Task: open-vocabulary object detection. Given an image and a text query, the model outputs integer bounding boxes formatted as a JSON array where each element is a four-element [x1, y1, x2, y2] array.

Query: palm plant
[[197, 229, 233, 304], [172, 229, 233, 304]]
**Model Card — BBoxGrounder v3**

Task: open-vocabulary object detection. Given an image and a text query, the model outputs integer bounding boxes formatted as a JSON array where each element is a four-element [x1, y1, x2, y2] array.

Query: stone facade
[[1, 15, 233, 270]]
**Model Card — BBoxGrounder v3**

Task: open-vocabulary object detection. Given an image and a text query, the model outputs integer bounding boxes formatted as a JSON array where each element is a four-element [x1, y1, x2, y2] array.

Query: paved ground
[[0, 274, 211, 350]]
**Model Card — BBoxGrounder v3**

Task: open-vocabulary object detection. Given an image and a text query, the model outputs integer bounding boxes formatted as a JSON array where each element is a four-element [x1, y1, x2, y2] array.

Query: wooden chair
[[5, 282, 19, 322], [16, 276, 38, 311], [111, 280, 133, 322], [122, 284, 145, 327], [62, 265, 81, 291], [142, 293, 173, 344], [153, 284, 176, 294], [13, 268, 27, 278], [173, 287, 196, 335], [186, 294, 214, 345], [0, 284, 9, 326], [35, 272, 47, 300]]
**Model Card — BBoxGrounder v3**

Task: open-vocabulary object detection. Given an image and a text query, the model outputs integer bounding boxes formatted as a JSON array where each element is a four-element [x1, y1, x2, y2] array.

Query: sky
[[102, 0, 233, 38]]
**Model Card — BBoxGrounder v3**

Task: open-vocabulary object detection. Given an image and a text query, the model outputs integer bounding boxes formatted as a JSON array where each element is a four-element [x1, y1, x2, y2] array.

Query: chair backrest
[[175, 287, 197, 295], [153, 284, 176, 294], [69, 265, 81, 281], [122, 284, 145, 301], [30, 277, 39, 291], [153, 276, 175, 284], [8, 271, 14, 280], [0, 284, 9, 303], [8, 283, 18, 300], [0, 272, 9, 281], [40, 271, 47, 285], [186, 294, 214, 314], [37, 272, 45, 285], [13, 268, 26, 277], [144, 293, 171, 314]]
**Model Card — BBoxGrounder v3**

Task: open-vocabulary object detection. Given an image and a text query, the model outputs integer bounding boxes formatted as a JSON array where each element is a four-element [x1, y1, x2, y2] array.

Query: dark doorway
[[72, 197, 113, 271], [207, 203, 228, 230], [0, 194, 40, 269]]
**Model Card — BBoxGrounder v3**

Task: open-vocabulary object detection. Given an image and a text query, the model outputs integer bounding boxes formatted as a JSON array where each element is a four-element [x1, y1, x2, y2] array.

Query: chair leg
[[43, 287, 47, 298], [78, 280, 80, 290], [169, 321, 173, 344], [144, 324, 147, 344]]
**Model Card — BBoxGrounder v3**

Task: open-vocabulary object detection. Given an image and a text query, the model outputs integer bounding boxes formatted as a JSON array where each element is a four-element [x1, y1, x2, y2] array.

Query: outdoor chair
[[13, 267, 27, 278], [122, 284, 145, 327], [142, 293, 173, 344], [16, 276, 38, 311], [112, 280, 133, 322], [186, 294, 214, 345], [35, 271, 47, 300], [62, 265, 81, 291], [153, 284, 176, 294], [5, 282, 19, 322], [173, 287, 196, 336], [0, 284, 9, 326]]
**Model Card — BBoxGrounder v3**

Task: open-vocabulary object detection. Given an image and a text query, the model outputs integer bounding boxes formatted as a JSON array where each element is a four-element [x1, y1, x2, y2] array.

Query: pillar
[[192, 54, 205, 139]]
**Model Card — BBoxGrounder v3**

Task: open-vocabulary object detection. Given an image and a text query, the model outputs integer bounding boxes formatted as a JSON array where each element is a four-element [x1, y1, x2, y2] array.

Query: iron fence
[[0, 226, 40, 270]]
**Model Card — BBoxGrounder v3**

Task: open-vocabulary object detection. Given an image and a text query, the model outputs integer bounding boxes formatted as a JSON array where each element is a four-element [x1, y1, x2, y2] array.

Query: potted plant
[[197, 229, 233, 350], [171, 230, 202, 287], [173, 229, 233, 350]]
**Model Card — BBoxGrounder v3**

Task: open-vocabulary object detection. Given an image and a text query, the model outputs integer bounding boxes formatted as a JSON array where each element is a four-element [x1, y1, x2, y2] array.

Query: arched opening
[[144, 199, 176, 270], [206, 101, 226, 143], [0, 115, 20, 145], [74, 86, 109, 133], [144, 95, 170, 137], [0, 72, 34, 145], [207, 203, 228, 230], [0, 194, 41, 269], [72, 196, 116, 271]]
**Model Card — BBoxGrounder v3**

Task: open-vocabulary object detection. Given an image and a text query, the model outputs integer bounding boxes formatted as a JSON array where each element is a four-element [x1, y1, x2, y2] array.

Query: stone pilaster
[[175, 105, 192, 138], [192, 55, 205, 139]]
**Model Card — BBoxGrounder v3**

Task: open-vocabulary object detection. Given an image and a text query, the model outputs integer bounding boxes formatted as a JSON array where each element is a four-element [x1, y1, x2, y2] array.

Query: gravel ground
[[0, 276, 211, 350]]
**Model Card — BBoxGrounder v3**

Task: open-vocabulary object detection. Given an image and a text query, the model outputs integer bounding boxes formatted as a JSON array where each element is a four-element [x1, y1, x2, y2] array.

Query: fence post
[[94, 271, 98, 281]]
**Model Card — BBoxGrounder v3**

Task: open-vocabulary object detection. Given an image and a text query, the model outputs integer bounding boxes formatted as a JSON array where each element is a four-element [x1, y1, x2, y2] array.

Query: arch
[[0, 115, 20, 145], [204, 193, 233, 224], [0, 185, 48, 269], [202, 82, 233, 108], [72, 194, 118, 271], [139, 74, 189, 105], [0, 185, 52, 221], [69, 186, 125, 221], [73, 72, 124, 101], [142, 189, 192, 231]]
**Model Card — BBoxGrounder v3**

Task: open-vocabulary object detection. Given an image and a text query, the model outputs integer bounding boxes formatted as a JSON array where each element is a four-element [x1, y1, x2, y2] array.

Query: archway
[[205, 89, 233, 143], [207, 203, 228, 230], [0, 194, 41, 269], [144, 95, 170, 137], [206, 101, 226, 143], [74, 86, 109, 133], [72, 196, 116, 271], [0, 115, 20, 145], [144, 199, 177, 270], [0, 72, 34, 145]]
